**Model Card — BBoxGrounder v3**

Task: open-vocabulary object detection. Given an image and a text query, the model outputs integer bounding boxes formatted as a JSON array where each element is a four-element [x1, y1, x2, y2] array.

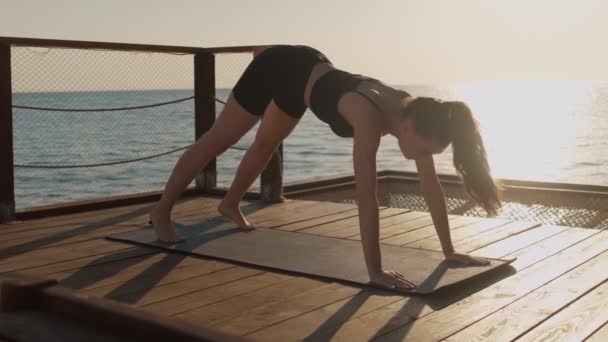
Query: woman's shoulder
[[355, 79, 410, 110]]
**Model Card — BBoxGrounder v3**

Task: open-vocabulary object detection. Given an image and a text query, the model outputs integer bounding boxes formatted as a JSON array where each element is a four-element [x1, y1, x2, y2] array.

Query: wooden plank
[[375, 216, 441, 245], [206, 282, 361, 336], [471, 225, 569, 259], [377, 210, 430, 227], [586, 322, 608, 342], [380, 216, 508, 247], [144, 199, 329, 229], [375, 231, 608, 341], [374, 215, 482, 241], [0, 238, 141, 273], [148, 199, 266, 226], [0, 200, 154, 234], [253, 201, 358, 228], [11, 195, 219, 230], [0, 198, 317, 262], [97, 266, 262, 308], [5, 245, 157, 277], [50, 253, 216, 291], [301, 210, 424, 238], [0, 225, 143, 253], [0, 204, 222, 251], [80, 254, 237, 297], [277, 207, 360, 232], [246, 289, 406, 341], [0, 196, 220, 234], [256, 227, 596, 341], [349, 215, 478, 244], [320, 209, 420, 239], [14, 188, 214, 222], [330, 206, 417, 235], [175, 277, 331, 324], [346, 211, 439, 241], [402, 217, 512, 250], [205, 200, 326, 229], [142, 272, 293, 316], [0, 199, 342, 242], [447, 220, 541, 252], [515, 280, 608, 342], [444, 250, 608, 341]]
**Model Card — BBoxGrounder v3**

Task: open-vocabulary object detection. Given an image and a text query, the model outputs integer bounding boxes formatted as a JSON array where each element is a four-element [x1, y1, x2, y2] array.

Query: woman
[[149, 45, 502, 291]]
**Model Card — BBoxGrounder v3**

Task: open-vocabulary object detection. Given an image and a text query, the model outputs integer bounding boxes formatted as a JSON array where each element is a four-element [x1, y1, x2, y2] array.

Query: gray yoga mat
[[107, 220, 515, 294]]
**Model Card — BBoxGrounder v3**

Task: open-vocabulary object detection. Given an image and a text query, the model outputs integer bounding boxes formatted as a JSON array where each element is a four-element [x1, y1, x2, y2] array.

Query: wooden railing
[[2, 37, 605, 226], [0, 36, 283, 223]]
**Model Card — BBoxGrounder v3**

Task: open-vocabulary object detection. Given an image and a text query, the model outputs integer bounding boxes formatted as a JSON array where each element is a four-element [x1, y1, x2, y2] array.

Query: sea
[[12, 81, 608, 209]]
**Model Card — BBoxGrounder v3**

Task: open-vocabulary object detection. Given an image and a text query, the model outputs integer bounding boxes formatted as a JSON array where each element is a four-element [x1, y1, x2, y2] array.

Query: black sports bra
[[309, 69, 409, 137]]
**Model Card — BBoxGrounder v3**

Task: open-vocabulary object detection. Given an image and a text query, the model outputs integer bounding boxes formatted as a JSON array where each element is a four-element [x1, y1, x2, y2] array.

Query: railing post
[[193, 50, 216, 191], [254, 46, 284, 203], [261, 144, 284, 202], [0, 44, 15, 222]]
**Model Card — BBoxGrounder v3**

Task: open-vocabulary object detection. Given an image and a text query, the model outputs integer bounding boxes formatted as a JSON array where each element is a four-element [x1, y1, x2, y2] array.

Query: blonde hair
[[402, 97, 502, 216]]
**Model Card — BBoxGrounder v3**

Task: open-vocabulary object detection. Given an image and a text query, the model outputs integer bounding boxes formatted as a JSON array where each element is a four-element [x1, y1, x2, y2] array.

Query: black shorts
[[232, 45, 331, 119]]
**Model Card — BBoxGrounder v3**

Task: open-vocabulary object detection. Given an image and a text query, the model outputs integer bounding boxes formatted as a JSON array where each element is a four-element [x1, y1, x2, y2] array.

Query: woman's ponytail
[[446, 101, 502, 216]]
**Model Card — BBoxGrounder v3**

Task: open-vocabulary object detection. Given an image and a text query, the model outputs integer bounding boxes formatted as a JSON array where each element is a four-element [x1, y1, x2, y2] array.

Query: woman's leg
[[150, 94, 260, 242], [218, 100, 301, 230]]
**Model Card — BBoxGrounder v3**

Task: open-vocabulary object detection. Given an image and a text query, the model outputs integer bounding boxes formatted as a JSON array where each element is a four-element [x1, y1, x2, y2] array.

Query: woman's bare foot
[[149, 209, 185, 243], [218, 200, 255, 231], [276, 195, 289, 203]]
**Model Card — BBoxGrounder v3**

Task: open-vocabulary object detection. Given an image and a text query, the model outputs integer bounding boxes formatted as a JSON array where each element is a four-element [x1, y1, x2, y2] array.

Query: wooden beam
[[0, 44, 15, 223], [0, 274, 242, 341], [194, 51, 216, 190], [0, 36, 258, 55]]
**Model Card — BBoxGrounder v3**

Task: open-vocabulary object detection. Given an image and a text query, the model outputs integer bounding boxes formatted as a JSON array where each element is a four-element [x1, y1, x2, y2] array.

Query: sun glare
[[453, 80, 595, 182]]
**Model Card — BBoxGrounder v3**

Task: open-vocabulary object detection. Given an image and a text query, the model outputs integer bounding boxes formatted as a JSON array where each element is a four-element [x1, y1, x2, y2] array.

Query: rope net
[[12, 46, 253, 209], [311, 182, 608, 230]]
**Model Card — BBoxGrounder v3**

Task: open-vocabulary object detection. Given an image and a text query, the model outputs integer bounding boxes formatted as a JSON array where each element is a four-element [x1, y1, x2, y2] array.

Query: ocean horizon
[[12, 80, 608, 209]]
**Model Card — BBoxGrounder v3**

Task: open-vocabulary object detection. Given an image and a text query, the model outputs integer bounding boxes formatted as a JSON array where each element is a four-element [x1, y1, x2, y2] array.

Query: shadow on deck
[[1, 190, 607, 341]]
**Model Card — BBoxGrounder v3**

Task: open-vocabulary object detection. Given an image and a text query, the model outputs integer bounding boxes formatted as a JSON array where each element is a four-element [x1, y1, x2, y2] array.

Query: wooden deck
[[1, 195, 607, 341]]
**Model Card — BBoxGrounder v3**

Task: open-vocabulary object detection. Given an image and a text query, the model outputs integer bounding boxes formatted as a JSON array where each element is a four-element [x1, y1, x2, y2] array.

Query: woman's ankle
[[219, 197, 240, 209], [151, 204, 172, 219]]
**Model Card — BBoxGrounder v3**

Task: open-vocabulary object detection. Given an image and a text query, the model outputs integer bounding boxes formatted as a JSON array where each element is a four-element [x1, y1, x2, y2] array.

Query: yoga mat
[[107, 220, 515, 294]]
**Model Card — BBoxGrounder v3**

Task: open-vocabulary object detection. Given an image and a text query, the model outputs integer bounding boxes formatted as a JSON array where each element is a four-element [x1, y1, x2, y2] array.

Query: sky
[[1, 0, 608, 85]]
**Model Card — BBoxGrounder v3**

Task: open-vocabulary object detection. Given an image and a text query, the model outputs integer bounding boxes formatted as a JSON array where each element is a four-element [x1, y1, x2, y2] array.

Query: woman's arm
[[415, 155, 454, 255], [352, 113, 382, 277], [416, 155, 490, 265], [340, 92, 417, 290]]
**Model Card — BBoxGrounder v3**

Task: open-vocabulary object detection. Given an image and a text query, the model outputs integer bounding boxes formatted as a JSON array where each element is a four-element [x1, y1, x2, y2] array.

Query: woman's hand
[[444, 251, 490, 265], [370, 270, 417, 291]]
